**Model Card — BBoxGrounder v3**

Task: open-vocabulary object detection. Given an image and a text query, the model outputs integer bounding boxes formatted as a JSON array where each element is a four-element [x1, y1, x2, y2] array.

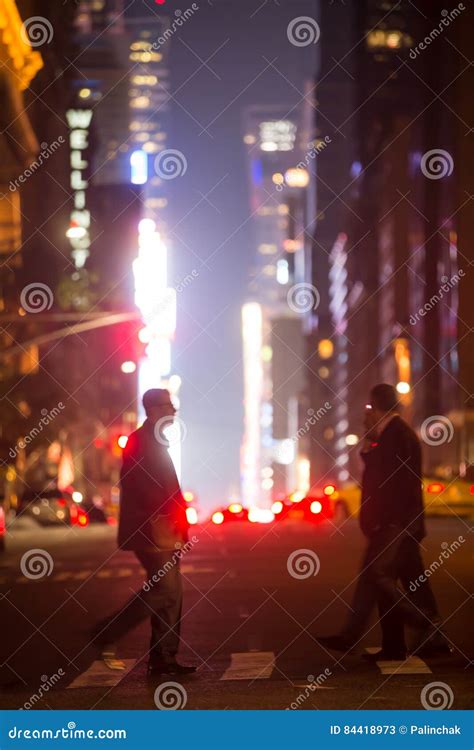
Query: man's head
[[369, 383, 400, 422], [142, 388, 176, 425]]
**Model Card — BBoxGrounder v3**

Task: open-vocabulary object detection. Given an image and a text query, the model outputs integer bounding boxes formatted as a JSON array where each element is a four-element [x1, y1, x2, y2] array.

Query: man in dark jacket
[[318, 384, 449, 659], [93, 389, 196, 677]]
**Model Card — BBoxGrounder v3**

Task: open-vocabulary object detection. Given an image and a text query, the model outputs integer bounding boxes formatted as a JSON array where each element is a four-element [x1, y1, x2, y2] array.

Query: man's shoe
[[147, 660, 197, 677], [362, 648, 407, 662], [316, 635, 356, 653]]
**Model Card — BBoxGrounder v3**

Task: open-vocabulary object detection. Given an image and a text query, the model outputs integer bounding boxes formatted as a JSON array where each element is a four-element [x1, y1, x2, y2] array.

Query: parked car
[[19, 488, 89, 527]]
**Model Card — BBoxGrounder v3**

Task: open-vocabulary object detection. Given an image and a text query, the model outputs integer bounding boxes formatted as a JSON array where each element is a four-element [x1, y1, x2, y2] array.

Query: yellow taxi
[[336, 477, 474, 522]]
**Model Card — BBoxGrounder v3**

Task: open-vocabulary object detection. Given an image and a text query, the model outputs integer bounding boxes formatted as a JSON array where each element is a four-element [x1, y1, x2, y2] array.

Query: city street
[[1, 517, 472, 710]]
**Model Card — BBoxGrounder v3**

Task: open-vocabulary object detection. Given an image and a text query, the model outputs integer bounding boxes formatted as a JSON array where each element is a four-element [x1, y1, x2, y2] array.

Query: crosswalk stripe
[[9, 565, 216, 586], [376, 655, 431, 674], [220, 651, 275, 681], [365, 647, 432, 674], [67, 659, 137, 689]]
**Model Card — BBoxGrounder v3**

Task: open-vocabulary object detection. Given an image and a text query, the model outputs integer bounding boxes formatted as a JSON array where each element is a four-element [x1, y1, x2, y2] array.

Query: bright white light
[[271, 500, 283, 514], [121, 360, 136, 374], [186, 507, 198, 525], [274, 439, 295, 465], [66, 226, 86, 239], [138, 218, 156, 234], [168, 374, 182, 394], [310, 500, 322, 514], [276, 259, 289, 285], [296, 457, 311, 494], [72, 491, 83, 503], [284, 167, 310, 188], [118, 435, 128, 449], [396, 381, 411, 394], [346, 434, 359, 446], [248, 507, 275, 523], [241, 303, 264, 508], [130, 149, 148, 185], [212, 511, 224, 525]]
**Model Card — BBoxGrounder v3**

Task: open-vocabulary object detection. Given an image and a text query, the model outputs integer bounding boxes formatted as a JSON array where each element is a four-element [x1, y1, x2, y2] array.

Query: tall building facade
[[305, 0, 473, 489], [241, 100, 317, 507]]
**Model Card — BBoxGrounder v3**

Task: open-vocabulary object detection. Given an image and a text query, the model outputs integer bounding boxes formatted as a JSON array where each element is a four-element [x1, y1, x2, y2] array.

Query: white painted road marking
[[67, 659, 137, 689], [365, 648, 432, 674], [376, 656, 431, 675], [10, 564, 215, 585], [220, 651, 275, 681]]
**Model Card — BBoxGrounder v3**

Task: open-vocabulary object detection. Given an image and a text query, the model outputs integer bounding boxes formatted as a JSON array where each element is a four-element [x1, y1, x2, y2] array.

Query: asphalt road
[[0, 515, 472, 710]]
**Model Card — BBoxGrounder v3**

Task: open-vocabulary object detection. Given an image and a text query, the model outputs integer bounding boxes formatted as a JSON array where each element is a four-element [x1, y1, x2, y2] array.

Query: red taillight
[[0, 507, 5, 534], [56, 498, 66, 507], [77, 512, 89, 527], [69, 504, 78, 523], [470, 485, 474, 495], [427, 482, 445, 494]]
